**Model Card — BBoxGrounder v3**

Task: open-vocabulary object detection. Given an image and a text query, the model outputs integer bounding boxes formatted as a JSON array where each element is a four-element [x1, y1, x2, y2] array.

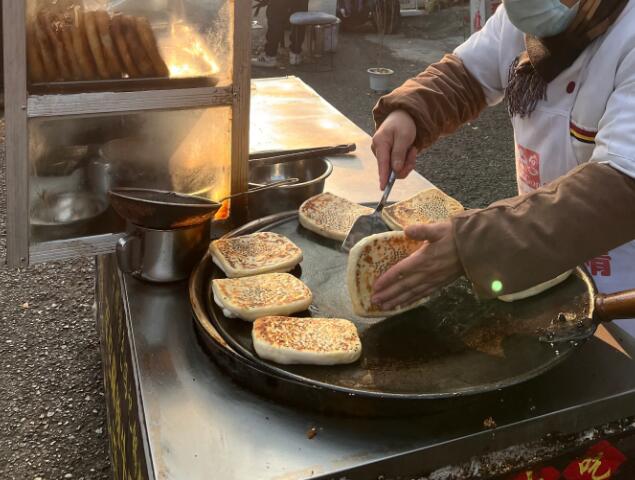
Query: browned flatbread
[[134, 17, 169, 77], [56, 13, 84, 79], [210, 232, 303, 278], [347, 231, 425, 317], [70, 7, 97, 79], [111, 14, 140, 78], [121, 15, 155, 76], [252, 317, 362, 365], [212, 273, 313, 322], [83, 10, 110, 79], [381, 188, 464, 231], [33, 11, 61, 80], [299, 193, 374, 241], [27, 22, 47, 82], [40, 10, 74, 80], [94, 10, 123, 78]]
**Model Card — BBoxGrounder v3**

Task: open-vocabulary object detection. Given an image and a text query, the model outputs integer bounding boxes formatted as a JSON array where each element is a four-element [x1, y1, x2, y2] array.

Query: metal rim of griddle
[[191, 210, 597, 402]]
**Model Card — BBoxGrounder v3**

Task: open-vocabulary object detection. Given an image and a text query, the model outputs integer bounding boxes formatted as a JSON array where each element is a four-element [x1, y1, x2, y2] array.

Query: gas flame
[[162, 23, 220, 78]]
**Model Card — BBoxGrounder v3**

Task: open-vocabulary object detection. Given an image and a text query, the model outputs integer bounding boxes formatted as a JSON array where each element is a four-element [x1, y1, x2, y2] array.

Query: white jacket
[[455, 3, 635, 336]]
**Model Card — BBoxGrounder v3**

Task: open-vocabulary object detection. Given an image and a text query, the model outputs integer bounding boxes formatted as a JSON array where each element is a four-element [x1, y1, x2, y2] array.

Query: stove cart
[[3, 0, 250, 268]]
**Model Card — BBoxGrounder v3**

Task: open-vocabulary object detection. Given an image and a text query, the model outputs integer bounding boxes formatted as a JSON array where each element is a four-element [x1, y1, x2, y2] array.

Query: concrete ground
[[0, 4, 515, 479]]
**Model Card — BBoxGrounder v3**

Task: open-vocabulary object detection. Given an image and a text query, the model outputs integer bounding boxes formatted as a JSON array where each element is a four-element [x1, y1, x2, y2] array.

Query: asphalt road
[[0, 5, 515, 479]]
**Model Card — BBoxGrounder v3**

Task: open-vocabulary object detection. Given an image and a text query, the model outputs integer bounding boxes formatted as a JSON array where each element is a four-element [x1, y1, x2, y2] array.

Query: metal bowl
[[31, 191, 109, 226], [248, 157, 333, 218]]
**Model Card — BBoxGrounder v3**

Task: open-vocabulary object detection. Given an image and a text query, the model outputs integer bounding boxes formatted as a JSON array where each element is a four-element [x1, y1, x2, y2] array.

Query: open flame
[[162, 23, 220, 78]]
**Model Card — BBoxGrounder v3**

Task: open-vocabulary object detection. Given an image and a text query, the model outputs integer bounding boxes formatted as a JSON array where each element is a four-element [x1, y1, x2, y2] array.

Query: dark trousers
[[265, 0, 310, 56]]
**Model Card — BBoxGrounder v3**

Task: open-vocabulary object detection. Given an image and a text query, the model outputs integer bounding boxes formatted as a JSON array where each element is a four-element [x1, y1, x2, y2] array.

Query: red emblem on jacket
[[586, 255, 612, 277], [517, 144, 541, 190]]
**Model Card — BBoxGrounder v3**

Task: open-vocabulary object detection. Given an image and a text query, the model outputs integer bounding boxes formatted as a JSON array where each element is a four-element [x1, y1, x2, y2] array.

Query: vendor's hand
[[372, 110, 418, 190], [371, 222, 464, 310]]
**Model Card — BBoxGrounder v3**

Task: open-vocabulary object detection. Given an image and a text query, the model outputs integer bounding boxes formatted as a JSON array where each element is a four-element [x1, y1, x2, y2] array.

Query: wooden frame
[[3, 1, 251, 268]]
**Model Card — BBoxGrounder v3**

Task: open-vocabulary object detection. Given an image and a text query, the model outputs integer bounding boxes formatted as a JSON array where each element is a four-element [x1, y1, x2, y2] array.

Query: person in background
[[252, 0, 309, 68], [370, 0, 635, 335]]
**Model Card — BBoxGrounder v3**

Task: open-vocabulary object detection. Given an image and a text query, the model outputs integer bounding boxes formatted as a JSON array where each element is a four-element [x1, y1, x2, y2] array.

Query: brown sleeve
[[451, 163, 635, 299], [372, 54, 488, 151]]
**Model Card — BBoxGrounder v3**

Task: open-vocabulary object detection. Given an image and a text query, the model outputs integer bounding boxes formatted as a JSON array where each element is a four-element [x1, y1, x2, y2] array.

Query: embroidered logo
[[517, 144, 541, 190]]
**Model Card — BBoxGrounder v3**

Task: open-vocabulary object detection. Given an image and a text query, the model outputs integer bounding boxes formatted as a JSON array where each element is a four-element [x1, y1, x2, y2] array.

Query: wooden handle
[[595, 289, 635, 322]]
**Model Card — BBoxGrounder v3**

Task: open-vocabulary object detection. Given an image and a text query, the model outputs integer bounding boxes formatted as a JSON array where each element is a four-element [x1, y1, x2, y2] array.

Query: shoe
[[289, 52, 302, 66], [251, 54, 278, 68]]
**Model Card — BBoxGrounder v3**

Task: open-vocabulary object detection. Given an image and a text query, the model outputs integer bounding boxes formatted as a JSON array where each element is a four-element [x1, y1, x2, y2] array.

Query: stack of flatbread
[[212, 272, 313, 322], [299, 192, 373, 241], [347, 231, 425, 317], [252, 316, 362, 365], [381, 188, 464, 230], [27, 3, 169, 83], [210, 232, 303, 278]]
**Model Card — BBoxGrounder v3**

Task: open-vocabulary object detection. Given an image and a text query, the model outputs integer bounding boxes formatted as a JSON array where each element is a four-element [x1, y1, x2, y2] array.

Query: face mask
[[504, 0, 580, 37]]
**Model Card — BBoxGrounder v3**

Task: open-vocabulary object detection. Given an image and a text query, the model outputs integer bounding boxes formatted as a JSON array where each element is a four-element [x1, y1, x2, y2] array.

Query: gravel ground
[[1, 5, 514, 479]]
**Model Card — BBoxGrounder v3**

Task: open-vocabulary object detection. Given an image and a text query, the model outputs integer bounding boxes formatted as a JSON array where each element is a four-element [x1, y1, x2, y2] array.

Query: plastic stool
[[289, 12, 338, 72]]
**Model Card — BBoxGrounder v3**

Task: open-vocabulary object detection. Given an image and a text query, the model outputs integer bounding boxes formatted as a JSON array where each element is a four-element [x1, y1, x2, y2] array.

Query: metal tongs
[[341, 170, 397, 252]]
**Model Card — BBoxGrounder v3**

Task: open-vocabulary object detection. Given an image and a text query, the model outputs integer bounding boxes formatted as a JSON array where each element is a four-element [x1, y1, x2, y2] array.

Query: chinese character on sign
[[585, 255, 612, 277], [563, 440, 626, 480], [512, 466, 561, 480], [517, 144, 541, 190]]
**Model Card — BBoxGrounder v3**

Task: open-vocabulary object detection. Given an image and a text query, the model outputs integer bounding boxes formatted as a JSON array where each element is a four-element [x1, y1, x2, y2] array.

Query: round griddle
[[191, 211, 595, 413]]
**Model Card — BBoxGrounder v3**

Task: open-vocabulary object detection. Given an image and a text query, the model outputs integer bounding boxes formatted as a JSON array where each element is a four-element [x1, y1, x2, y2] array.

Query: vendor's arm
[[372, 163, 635, 308], [372, 7, 508, 189]]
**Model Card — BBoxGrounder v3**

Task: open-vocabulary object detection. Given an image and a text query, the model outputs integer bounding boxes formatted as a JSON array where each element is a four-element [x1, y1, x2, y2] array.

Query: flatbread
[[347, 231, 425, 317], [382, 188, 464, 230], [210, 232, 303, 278], [252, 316, 362, 365], [498, 270, 573, 302], [70, 7, 98, 80], [212, 273, 313, 322], [27, 23, 47, 82], [299, 192, 373, 241]]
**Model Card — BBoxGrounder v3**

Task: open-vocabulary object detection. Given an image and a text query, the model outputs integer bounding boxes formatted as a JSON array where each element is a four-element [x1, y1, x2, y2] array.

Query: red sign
[[512, 466, 561, 480], [563, 441, 626, 480], [586, 255, 612, 277], [517, 144, 541, 190]]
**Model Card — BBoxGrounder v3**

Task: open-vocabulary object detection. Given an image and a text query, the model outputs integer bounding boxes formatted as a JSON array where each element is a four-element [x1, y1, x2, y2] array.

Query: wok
[[109, 179, 297, 229], [191, 211, 635, 415]]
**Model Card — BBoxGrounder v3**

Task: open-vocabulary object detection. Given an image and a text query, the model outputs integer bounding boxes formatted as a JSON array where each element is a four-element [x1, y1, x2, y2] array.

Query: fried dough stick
[[121, 15, 155, 77], [27, 22, 47, 82], [33, 11, 61, 80], [40, 10, 74, 79], [135, 17, 169, 77], [70, 7, 98, 79], [83, 10, 110, 78], [111, 14, 140, 78], [94, 10, 123, 78]]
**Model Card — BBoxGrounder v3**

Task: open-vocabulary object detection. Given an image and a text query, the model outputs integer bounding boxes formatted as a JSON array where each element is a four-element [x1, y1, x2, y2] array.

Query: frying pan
[[108, 179, 297, 229], [195, 210, 635, 409]]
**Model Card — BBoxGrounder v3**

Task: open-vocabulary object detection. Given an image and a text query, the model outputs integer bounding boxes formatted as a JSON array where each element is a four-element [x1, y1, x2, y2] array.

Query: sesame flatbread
[[210, 232, 303, 278], [347, 231, 425, 318], [252, 316, 362, 365], [299, 192, 373, 241], [382, 188, 464, 230], [212, 273, 312, 322], [498, 270, 573, 302]]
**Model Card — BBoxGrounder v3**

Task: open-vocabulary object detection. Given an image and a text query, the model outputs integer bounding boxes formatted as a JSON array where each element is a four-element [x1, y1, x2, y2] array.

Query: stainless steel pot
[[248, 158, 333, 218], [116, 221, 210, 283]]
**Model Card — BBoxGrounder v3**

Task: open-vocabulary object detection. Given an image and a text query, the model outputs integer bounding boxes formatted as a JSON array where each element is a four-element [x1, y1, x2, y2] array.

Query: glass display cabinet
[[3, 0, 251, 267]]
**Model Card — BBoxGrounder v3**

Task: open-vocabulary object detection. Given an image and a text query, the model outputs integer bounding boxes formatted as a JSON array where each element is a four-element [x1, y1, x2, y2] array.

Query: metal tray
[[193, 211, 591, 403]]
